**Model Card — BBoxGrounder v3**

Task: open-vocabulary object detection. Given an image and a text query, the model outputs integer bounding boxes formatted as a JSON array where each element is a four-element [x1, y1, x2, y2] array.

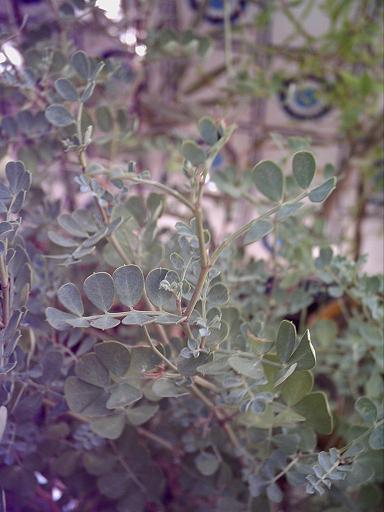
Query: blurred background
[[0, 0, 383, 272]]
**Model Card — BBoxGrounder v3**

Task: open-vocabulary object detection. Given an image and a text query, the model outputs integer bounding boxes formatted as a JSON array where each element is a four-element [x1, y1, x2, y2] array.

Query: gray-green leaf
[[308, 177, 336, 202], [45, 104, 75, 127], [55, 78, 78, 101], [107, 382, 142, 409], [58, 283, 84, 316], [276, 320, 297, 363], [181, 140, 206, 166], [355, 397, 377, 424], [292, 151, 316, 189], [253, 160, 284, 202], [71, 50, 90, 80], [244, 219, 273, 245], [287, 330, 316, 370], [113, 265, 144, 306], [75, 353, 110, 387], [83, 272, 114, 312], [94, 341, 130, 377]]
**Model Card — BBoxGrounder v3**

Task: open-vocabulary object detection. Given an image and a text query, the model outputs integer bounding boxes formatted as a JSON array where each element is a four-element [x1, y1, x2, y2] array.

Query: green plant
[[0, 2, 383, 511]]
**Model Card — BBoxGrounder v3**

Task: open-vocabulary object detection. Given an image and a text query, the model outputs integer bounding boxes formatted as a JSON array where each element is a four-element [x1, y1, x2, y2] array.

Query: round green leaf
[[280, 370, 314, 406], [90, 414, 125, 440], [94, 341, 131, 377], [64, 376, 106, 415], [198, 116, 218, 146], [75, 353, 110, 387], [126, 404, 159, 426], [83, 272, 114, 312], [207, 283, 229, 306], [292, 151, 316, 189], [253, 160, 284, 202], [70, 50, 90, 80], [57, 282, 84, 316], [294, 391, 333, 435], [45, 104, 75, 127], [113, 265, 144, 307], [355, 397, 377, 424], [55, 78, 78, 101], [145, 268, 177, 310], [106, 382, 142, 409], [181, 140, 206, 166]]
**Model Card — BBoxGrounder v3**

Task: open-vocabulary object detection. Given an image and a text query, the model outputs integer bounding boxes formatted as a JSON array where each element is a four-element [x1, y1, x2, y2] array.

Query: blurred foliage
[[0, 1, 383, 511]]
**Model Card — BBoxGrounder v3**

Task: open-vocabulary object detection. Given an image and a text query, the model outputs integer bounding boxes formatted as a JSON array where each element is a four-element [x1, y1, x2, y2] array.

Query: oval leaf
[[253, 160, 284, 202], [94, 341, 130, 377], [55, 78, 78, 101], [113, 265, 144, 307], [83, 272, 114, 312], [181, 140, 206, 166], [292, 151, 316, 189], [58, 282, 84, 316], [75, 353, 110, 387], [45, 104, 74, 127]]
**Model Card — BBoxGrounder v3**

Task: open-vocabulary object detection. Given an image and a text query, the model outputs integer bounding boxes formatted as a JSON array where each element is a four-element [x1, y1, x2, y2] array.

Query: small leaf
[[48, 231, 78, 247], [113, 265, 144, 307], [181, 140, 206, 166], [64, 376, 106, 415], [355, 397, 377, 424], [46, 307, 76, 330], [276, 202, 303, 221], [276, 320, 297, 363], [90, 414, 125, 440], [126, 404, 159, 426], [152, 378, 188, 398], [83, 272, 114, 312], [287, 330, 316, 370], [5, 161, 30, 194], [273, 363, 297, 388], [75, 353, 110, 387], [280, 370, 314, 406], [228, 356, 266, 382], [122, 311, 155, 326], [71, 50, 90, 80], [55, 78, 78, 101], [145, 268, 177, 311], [198, 116, 218, 146], [244, 219, 273, 245], [45, 104, 75, 127], [292, 151, 316, 189], [94, 341, 130, 377], [58, 213, 88, 237], [308, 177, 336, 202], [206, 283, 229, 305], [106, 382, 142, 409], [294, 391, 333, 434], [253, 160, 284, 202], [369, 424, 383, 450], [195, 452, 219, 476], [58, 283, 84, 316], [90, 315, 120, 330]]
